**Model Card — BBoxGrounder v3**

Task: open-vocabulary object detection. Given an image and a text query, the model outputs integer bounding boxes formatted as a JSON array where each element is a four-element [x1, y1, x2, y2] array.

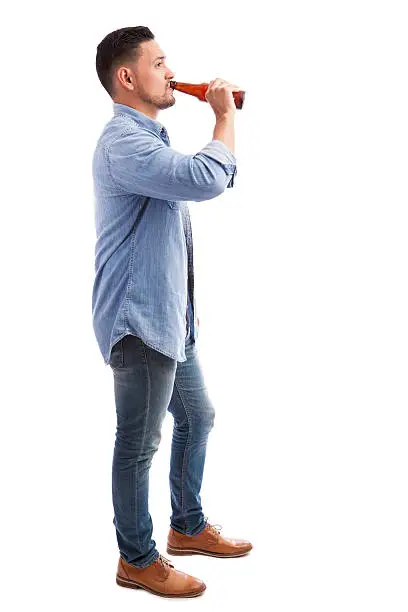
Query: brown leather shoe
[[167, 518, 253, 558], [116, 553, 206, 598]]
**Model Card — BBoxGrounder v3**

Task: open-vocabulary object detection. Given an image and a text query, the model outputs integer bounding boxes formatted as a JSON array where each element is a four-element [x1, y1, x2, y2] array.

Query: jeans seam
[[174, 379, 192, 534], [136, 341, 151, 554]]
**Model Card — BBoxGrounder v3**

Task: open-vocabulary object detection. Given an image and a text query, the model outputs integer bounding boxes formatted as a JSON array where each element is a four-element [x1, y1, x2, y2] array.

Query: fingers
[[208, 78, 240, 90]]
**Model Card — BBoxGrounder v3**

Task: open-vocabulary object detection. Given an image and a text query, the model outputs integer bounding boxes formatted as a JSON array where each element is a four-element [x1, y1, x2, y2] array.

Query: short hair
[[96, 26, 155, 97]]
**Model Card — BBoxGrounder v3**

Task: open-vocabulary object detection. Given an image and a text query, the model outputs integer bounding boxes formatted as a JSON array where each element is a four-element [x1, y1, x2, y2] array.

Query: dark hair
[[96, 26, 155, 97]]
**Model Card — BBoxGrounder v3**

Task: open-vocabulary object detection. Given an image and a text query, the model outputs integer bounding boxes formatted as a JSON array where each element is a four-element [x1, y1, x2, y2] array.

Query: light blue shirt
[[92, 102, 237, 365]]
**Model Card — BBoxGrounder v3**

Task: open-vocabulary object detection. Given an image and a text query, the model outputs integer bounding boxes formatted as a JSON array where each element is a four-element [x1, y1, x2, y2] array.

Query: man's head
[[96, 26, 176, 117]]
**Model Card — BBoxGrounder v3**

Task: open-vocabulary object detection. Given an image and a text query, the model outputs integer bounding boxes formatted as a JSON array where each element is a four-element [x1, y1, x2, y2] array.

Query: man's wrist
[[214, 111, 235, 124]]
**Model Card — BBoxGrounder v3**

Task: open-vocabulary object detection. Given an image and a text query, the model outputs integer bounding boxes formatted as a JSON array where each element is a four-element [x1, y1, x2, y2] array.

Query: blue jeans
[[109, 330, 215, 568]]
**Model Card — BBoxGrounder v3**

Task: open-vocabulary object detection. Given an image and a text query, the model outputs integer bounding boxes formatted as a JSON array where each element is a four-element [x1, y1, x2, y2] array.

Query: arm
[[107, 127, 237, 202], [213, 112, 235, 154]]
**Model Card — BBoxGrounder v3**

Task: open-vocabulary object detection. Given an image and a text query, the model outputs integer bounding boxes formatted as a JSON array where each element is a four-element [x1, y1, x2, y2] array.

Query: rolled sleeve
[[107, 128, 237, 202], [197, 140, 237, 188]]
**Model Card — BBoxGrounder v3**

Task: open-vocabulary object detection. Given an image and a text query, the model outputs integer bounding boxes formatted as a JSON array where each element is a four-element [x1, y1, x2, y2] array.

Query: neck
[[113, 97, 159, 120]]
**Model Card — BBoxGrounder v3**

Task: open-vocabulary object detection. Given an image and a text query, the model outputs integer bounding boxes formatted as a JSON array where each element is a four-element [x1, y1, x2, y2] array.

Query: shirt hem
[[104, 330, 187, 365]]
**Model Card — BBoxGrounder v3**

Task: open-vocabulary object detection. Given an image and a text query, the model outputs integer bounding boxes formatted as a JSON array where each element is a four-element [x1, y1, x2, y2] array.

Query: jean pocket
[[109, 338, 124, 369]]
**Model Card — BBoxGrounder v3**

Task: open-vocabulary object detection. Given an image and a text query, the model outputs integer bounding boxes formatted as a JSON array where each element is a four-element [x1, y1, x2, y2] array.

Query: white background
[[1, 0, 407, 610]]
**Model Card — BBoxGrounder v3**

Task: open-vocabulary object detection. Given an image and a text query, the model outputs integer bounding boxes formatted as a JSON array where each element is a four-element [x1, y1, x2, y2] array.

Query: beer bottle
[[169, 81, 245, 110]]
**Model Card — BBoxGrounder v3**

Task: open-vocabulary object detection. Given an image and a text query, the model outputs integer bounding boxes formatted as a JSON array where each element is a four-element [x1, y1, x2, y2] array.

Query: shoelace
[[157, 553, 174, 569], [204, 516, 223, 536]]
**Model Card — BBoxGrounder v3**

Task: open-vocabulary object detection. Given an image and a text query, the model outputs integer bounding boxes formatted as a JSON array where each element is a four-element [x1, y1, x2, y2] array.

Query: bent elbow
[[210, 173, 229, 198], [190, 178, 225, 202], [189, 157, 231, 201]]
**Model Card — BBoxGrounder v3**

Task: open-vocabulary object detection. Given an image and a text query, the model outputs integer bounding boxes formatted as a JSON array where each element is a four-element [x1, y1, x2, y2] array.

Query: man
[[92, 26, 252, 598]]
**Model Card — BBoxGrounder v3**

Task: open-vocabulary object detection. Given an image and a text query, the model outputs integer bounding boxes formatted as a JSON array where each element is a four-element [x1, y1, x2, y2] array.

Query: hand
[[205, 78, 241, 118]]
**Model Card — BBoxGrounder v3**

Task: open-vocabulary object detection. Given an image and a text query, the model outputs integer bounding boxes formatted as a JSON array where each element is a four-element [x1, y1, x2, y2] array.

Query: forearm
[[212, 113, 235, 155]]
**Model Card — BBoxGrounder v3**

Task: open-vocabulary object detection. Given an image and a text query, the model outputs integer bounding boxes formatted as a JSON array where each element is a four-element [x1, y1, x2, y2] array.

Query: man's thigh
[[111, 334, 178, 446]]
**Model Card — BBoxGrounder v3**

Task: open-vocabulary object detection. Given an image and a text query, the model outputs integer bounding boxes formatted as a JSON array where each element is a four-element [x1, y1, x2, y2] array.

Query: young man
[[92, 26, 252, 598]]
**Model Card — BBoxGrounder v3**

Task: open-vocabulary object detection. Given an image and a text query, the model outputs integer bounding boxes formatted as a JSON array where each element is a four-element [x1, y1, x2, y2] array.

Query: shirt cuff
[[200, 139, 237, 187], [200, 139, 236, 166], [226, 166, 237, 188]]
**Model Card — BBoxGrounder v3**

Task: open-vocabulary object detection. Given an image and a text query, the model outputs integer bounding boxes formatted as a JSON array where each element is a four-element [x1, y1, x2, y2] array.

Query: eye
[[156, 61, 163, 67]]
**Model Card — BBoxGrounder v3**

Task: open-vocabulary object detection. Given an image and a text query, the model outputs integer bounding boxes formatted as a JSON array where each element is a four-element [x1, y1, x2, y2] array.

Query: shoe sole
[[166, 544, 251, 558], [116, 574, 206, 598]]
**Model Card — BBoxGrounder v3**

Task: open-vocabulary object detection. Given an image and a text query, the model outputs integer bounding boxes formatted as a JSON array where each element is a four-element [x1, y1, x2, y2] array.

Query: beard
[[138, 83, 175, 110]]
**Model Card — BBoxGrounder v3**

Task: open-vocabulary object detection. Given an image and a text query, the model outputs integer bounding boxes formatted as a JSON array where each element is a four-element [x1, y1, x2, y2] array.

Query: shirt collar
[[113, 102, 167, 138]]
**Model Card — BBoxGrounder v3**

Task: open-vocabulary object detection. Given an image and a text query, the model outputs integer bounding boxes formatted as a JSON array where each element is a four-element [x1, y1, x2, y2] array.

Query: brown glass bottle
[[169, 81, 245, 110]]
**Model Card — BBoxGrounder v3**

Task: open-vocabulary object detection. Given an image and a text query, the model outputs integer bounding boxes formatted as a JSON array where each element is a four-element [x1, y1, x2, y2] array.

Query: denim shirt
[[92, 102, 237, 365]]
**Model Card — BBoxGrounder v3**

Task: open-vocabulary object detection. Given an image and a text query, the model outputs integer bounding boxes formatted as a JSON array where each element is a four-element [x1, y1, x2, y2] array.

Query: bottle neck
[[170, 81, 208, 101]]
